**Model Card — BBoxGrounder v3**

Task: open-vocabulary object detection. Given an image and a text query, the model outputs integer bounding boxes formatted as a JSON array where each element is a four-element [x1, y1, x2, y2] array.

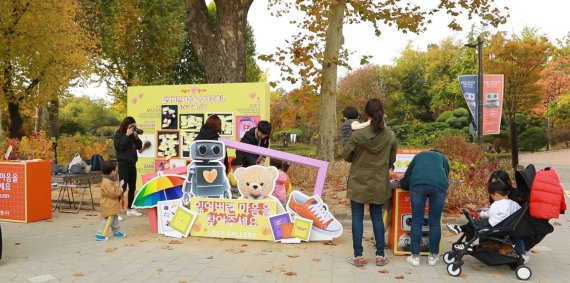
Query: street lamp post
[[465, 36, 484, 144]]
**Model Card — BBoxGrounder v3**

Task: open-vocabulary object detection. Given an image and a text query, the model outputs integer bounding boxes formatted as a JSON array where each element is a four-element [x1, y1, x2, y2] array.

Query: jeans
[[351, 200, 385, 257], [410, 184, 446, 255]]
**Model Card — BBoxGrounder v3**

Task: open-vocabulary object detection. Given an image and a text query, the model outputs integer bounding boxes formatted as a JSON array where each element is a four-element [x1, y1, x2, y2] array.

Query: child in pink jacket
[[270, 158, 291, 206]]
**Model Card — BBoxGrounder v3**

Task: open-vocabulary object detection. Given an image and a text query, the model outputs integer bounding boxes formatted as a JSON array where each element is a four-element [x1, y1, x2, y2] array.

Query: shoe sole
[[287, 209, 342, 236], [347, 257, 367, 267], [376, 259, 389, 266]]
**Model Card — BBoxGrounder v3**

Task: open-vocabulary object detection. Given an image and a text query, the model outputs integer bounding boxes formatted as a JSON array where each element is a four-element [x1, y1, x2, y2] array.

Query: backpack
[[90, 154, 104, 171]]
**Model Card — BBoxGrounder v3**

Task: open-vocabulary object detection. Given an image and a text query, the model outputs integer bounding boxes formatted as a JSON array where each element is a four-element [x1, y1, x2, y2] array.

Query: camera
[[130, 126, 143, 135]]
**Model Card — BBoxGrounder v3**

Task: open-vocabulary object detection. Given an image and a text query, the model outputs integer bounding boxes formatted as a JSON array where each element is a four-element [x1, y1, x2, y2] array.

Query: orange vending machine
[[388, 188, 437, 256], [0, 160, 52, 223]]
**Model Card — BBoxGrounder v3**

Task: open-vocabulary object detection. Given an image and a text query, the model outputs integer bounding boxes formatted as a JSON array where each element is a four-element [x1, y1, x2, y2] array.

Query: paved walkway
[[1, 150, 569, 283]]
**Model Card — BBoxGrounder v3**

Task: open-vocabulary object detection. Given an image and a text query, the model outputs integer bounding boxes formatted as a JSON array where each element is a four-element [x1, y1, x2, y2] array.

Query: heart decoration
[[203, 169, 218, 183]]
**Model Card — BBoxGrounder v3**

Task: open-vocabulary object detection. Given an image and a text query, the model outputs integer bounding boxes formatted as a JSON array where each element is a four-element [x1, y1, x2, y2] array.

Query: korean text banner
[[127, 83, 270, 189], [458, 75, 478, 130], [189, 198, 278, 241], [482, 74, 504, 135]]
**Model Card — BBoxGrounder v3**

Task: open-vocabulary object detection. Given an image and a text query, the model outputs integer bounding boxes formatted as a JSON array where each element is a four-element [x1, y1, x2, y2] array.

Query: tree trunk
[[317, 0, 346, 162], [184, 0, 252, 83], [8, 101, 25, 139], [47, 98, 59, 139], [34, 106, 44, 132], [509, 118, 519, 169]]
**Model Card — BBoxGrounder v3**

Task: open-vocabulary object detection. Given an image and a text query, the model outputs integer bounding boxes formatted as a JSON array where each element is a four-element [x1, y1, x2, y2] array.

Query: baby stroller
[[443, 164, 555, 280]]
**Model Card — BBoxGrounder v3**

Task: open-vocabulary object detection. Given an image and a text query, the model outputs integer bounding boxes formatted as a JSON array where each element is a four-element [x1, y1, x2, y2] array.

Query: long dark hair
[[364, 98, 385, 132], [118, 116, 136, 135]]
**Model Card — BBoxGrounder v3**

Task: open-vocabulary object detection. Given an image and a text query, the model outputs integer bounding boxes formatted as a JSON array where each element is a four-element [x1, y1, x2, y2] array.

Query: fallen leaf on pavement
[[105, 247, 117, 253], [206, 256, 213, 259], [241, 244, 248, 247], [265, 268, 273, 273], [395, 275, 405, 279], [553, 222, 561, 226], [72, 225, 81, 228], [139, 240, 148, 242], [124, 243, 135, 247], [14, 243, 20, 245], [287, 254, 299, 258], [73, 272, 84, 277], [157, 268, 163, 272], [86, 214, 98, 216], [169, 240, 183, 244], [405, 271, 412, 274], [161, 245, 174, 250], [442, 231, 455, 237], [284, 271, 297, 276], [378, 269, 389, 274], [324, 241, 338, 246], [312, 258, 321, 262]]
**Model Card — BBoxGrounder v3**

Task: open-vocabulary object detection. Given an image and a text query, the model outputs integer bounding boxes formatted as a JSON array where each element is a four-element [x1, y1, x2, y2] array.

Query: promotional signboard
[[127, 83, 270, 189], [458, 74, 504, 135], [0, 161, 51, 223], [458, 75, 478, 130], [189, 198, 277, 241], [482, 74, 504, 135], [388, 189, 432, 256]]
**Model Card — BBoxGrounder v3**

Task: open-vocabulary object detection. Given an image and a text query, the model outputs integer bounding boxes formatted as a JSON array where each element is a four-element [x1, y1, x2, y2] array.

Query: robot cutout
[[182, 140, 231, 205]]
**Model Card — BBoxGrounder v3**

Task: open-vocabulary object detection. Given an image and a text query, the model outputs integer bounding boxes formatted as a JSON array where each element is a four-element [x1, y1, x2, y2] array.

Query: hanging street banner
[[481, 74, 504, 135], [458, 75, 478, 130], [458, 74, 504, 135]]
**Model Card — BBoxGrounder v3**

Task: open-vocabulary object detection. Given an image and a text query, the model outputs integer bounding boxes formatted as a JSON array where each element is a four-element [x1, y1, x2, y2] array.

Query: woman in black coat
[[114, 116, 143, 217]]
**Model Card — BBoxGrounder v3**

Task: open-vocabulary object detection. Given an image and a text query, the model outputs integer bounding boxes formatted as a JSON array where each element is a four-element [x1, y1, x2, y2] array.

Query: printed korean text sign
[[0, 163, 25, 221], [0, 161, 51, 223], [189, 198, 277, 241], [127, 83, 270, 190]]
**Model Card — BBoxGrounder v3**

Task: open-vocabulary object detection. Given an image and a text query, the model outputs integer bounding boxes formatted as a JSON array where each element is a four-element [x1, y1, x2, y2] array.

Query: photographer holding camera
[[114, 116, 143, 217]]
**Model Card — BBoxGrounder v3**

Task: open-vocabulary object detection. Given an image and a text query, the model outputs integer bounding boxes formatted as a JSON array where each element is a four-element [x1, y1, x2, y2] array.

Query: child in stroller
[[446, 181, 526, 260], [443, 165, 555, 280]]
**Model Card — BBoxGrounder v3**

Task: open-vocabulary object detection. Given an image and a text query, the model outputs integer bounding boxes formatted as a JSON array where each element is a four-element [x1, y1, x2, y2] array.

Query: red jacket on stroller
[[530, 167, 567, 219]]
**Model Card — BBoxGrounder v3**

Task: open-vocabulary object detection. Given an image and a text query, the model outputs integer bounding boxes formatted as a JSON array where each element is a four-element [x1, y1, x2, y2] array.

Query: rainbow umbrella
[[132, 174, 185, 208]]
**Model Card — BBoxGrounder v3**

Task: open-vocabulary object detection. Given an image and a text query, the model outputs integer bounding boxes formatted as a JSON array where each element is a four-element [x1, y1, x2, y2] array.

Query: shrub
[[519, 127, 547, 153], [0, 132, 55, 160], [434, 134, 506, 212], [57, 135, 113, 163], [452, 107, 469, 118], [551, 128, 570, 148], [436, 111, 453, 122]]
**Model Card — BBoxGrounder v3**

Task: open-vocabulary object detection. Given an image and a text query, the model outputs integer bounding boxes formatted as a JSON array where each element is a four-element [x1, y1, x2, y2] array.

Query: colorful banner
[[458, 75, 478, 130], [189, 198, 278, 241], [482, 74, 504, 135], [127, 83, 270, 189]]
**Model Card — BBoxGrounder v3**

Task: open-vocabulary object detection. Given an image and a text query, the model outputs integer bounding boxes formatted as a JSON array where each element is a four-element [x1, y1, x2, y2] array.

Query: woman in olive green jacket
[[342, 98, 397, 267]]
